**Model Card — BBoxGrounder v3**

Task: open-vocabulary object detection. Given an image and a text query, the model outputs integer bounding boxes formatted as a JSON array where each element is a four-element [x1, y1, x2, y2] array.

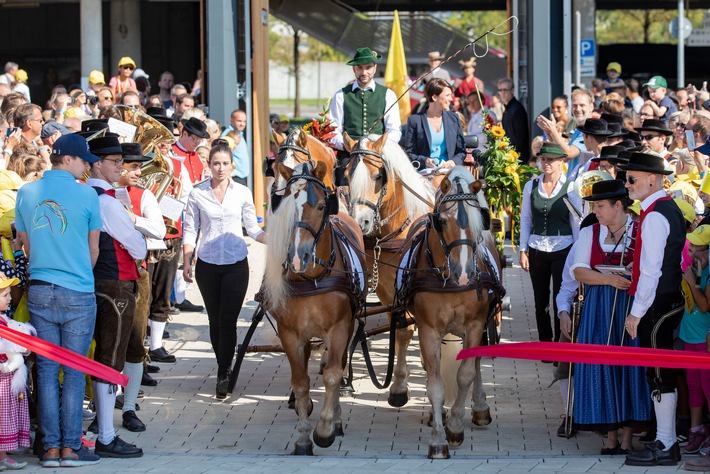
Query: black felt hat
[[592, 145, 626, 163], [607, 122, 629, 138], [583, 179, 629, 202], [608, 149, 633, 166], [180, 117, 210, 139], [635, 119, 673, 136], [577, 118, 613, 136], [120, 142, 150, 162], [88, 133, 122, 156], [81, 118, 109, 133], [619, 151, 673, 175], [600, 113, 624, 126]]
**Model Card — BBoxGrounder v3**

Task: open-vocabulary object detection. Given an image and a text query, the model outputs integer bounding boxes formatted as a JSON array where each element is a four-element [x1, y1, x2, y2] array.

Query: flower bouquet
[[481, 120, 539, 252], [303, 103, 337, 147]]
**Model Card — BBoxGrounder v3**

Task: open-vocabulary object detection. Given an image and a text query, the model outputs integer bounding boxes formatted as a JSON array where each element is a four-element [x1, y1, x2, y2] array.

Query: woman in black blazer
[[404, 78, 466, 170]]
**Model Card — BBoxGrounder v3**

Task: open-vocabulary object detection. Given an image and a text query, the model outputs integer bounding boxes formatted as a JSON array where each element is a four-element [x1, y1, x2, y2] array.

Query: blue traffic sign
[[580, 39, 595, 57]]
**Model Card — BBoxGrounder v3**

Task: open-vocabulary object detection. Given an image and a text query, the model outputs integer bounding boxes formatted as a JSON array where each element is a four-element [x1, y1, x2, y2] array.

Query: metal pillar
[[206, 0, 240, 132], [110, 0, 142, 73], [80, 0, 103, 90], [573, 0, 596, 88]]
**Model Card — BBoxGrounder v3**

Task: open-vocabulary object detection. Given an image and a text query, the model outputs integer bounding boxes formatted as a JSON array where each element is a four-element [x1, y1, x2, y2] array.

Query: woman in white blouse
[[182, 141, 267, 399], [520, 142, 579, 345]]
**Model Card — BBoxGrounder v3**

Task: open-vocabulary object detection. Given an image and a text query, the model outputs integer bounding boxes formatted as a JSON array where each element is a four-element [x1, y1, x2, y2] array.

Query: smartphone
[[687, 130, 696, 150], [5, 127, 19, 136]]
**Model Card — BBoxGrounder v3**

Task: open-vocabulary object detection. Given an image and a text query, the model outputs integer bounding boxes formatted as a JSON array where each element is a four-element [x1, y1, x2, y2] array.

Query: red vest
[[127, 186, 145, 217], [172, 142, 203, 184], [93, 188, 140, 281], [589, 222, 636, 269], [629, 197, 670, 295]]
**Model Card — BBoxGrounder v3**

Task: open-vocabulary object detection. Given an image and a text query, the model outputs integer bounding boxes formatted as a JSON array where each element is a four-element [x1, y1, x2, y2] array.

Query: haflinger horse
[[399, 166, 504, 459], [263, 160, 367, 455], [344, 132, 436, 406], [269, 128, 336, 213]]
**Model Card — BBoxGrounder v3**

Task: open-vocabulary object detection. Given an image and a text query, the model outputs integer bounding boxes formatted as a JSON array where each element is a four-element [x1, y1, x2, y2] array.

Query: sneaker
[[95, 436, 143, 458], [699, 437, 710, 456], [40, 447, 60, 468], [175, 299, 204, 312], [0, 457, 29, 469], [59, 446, 100, 467], [684, 427, 709, 454], [678, 432, 690, 447]]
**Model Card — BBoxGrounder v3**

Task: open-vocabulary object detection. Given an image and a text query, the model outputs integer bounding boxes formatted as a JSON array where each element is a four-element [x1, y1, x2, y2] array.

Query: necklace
[[607, 221, 627, 241]]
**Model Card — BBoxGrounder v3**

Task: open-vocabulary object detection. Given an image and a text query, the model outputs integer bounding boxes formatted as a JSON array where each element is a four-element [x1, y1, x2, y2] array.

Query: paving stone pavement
[[17, 240, 694, 472]]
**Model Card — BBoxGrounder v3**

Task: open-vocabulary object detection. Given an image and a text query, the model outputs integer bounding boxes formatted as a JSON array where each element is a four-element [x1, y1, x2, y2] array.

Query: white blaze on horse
[[344, 132, 435, 407], [399, 166, 504, 459], [263, 161, 366, 455]]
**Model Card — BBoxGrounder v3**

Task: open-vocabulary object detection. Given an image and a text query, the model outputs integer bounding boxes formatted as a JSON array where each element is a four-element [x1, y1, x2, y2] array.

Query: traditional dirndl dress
[[0, 316, 30, 452], [572, 221, 653, 431]]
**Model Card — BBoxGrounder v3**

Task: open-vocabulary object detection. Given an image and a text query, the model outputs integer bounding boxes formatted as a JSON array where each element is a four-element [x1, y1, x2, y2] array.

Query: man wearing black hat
[[117, 143, 167, 433], [173, 116, 210, 185], [635, 119, 673, 159], [86, 134, 146, 459], [622, 152, 685, 467], [327, 47, 401, 154]]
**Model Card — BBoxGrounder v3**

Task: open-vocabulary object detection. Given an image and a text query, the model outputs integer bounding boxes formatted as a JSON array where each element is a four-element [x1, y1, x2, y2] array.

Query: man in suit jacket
[[498, 78, 530, 163]]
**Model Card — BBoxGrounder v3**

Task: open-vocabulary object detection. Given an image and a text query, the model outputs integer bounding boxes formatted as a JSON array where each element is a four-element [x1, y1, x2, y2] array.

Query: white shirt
[[569, 216, 634, 276], [183, 179, 264, 265], [86, 178, 147, 260], [556, 241, 579, 317], [629, 190, 672, 318], [328, 80, 401, 150], [128, 186, 167, 250], [520, 174, 579, 253]]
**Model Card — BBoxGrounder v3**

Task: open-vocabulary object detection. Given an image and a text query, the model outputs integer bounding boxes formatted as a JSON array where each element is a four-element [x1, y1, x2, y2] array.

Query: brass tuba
[[573, 170, 613, 199], [115, 105, 181, 234]]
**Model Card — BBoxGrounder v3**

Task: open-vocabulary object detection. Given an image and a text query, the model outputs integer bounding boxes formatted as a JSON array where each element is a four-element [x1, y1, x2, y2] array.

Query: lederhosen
[[92, 188, 140, 381], [629, 196, 685, 395], [125, 186, 151, 365], [335, 85, 387, 184]]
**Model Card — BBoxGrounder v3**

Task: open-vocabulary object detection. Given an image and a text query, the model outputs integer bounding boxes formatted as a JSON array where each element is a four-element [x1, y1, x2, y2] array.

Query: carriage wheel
[[487, 315, 500, 345]]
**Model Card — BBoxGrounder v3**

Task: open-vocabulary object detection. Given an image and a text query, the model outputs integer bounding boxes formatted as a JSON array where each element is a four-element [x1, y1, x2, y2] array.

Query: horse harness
[[270, 132, 315, 212]]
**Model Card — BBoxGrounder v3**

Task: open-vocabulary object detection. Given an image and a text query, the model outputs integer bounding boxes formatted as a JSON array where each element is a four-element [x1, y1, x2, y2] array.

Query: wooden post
[[251, 0, 269, 220]]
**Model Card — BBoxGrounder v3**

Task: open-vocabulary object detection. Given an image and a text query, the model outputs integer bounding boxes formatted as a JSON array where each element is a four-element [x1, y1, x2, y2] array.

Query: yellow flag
[[384, 10, 411, 125]]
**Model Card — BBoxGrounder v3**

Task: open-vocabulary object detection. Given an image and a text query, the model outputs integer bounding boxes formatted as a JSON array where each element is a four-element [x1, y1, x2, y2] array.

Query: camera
[[88, 96, 100, 105]]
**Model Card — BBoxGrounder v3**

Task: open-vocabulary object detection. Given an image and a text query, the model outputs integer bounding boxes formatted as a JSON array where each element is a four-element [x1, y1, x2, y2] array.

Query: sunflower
[[491, 125, 505, 138]]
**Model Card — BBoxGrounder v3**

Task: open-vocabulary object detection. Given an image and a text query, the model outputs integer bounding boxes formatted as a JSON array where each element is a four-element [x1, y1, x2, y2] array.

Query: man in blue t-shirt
[[15, 134, 103, 467]]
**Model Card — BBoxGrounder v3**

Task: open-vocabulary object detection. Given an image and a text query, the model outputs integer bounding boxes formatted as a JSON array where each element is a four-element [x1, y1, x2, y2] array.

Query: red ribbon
[[458, 342, 710, 370], [0, 324, 128, 386]]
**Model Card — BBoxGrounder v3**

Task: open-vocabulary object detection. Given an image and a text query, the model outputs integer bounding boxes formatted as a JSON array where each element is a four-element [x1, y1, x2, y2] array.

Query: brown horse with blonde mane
[[344, 131, 436, 407], [399, 166, 504, 459], [263, 161, 366, 455]]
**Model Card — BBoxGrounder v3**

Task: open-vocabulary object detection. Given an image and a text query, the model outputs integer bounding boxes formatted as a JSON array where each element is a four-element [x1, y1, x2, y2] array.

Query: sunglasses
[[625, 175, 646, 185], [639, 134, 660, 141], [121, 65, 135, 70]]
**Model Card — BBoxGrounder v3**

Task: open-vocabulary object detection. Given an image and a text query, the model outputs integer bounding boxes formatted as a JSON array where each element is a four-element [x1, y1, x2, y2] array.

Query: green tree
[[444, 11, 510, 50], [596, 9, 705, 44]]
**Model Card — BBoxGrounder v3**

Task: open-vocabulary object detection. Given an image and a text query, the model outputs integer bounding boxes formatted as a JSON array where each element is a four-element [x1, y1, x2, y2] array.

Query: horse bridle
[[430, 181, 485, 256], [272, 131, 314, 212], [348, 142, 406, 233], [285, 170, 339, 269]]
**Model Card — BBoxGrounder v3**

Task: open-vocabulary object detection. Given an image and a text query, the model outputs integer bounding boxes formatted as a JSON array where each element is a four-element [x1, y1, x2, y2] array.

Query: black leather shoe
[[148, 347, 176, 363], [175, 299, 204, 312], [625, 440, 681, 466], [145, 364, 160, 374], [87, 417, 98, 434], [95, 436, 143, 458], [141, 371, 158, 386], [122, 410, 146, 432], [216, 371, 231, 399], [557, 416, 576, 438]]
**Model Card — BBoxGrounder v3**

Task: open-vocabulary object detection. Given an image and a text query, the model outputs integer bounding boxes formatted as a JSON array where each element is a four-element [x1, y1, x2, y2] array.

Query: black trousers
[[195, 258, 250, 378], [146, 237, 181, 323], [528, 245, 571, 343], [638, 293, 684, 394]]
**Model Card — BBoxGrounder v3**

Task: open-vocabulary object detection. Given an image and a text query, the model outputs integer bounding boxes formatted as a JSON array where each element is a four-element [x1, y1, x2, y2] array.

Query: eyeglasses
[[99, 95, 113, 101], [30, 117, 45, 124], [121, 65, 135, 70], [626, 175, 647, 185], [497, 88, 512, 93], [102, 157, 124, 165]]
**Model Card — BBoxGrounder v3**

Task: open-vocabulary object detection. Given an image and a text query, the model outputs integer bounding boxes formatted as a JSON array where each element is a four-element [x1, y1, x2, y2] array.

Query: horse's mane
[[351, 135, 435, 220], [304, 133, 336, 166], [438, 166, 487, 259]]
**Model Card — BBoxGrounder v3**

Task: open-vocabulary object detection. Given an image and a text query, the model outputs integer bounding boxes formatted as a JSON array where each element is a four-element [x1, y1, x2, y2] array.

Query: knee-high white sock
[[174, 269, 186, 304], [149, 320, 166, 351], [121, 362, 143, 414], [92, 380, 116, 445], [654, 389, 678, 449]]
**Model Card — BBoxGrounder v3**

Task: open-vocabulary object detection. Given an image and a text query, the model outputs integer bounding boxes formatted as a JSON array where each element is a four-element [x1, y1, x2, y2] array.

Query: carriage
[[226, 128, 512, 458]]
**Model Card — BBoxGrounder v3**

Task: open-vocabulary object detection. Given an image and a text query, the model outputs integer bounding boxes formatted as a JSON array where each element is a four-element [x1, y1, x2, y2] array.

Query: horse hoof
[[313, 430, 336, 448], [388, 391, 409, 408], [292, 443, 314, 455], [334, 422, 344, 437], [472, 409, 492, 426], [428, 445, 450, 459], [445, 426, 464, 447], [294, 398, 314, 417]]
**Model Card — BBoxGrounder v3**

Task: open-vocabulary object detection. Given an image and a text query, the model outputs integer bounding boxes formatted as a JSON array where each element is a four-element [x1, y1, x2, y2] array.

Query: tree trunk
[[293, 28, 301, 118], [643, 10, 650, 44]]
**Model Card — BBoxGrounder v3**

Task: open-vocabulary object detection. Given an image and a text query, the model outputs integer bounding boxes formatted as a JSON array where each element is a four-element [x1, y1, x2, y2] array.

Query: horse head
[[344, 132, 391, 235], [432, 166, 487, 287], [284, 161, 337, 273]]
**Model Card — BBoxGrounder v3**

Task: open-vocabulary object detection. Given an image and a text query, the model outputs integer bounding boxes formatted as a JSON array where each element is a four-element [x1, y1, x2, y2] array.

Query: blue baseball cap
[[696, 135, 710, 156], [52, 134, 100, 164]]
